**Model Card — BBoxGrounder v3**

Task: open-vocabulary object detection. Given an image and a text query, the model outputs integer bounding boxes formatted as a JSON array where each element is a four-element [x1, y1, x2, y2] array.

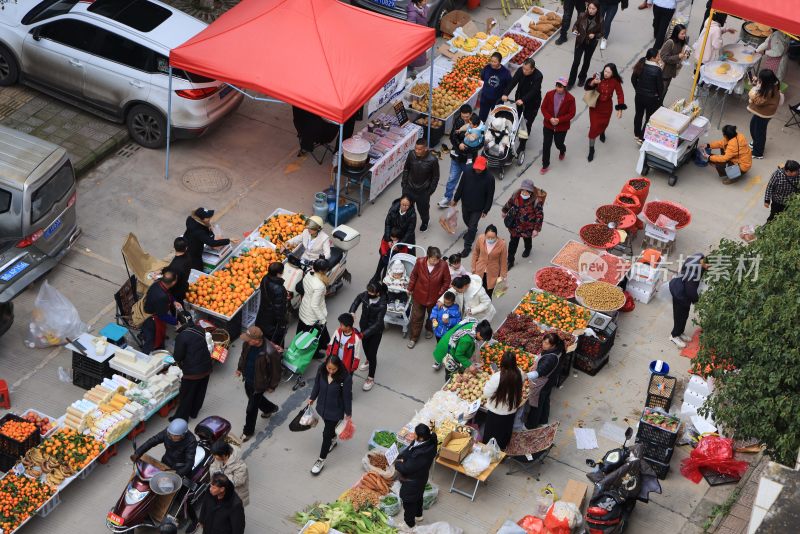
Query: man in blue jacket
[[668, 253, 707, 348]]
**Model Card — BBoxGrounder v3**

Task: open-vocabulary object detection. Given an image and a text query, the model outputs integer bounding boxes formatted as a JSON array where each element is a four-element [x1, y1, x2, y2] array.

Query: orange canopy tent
[[169, 0, 436, 124]]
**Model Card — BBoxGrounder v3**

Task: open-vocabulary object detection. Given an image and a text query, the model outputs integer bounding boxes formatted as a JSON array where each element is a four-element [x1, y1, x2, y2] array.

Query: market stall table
[[720, 42, 762, 70], [435, 452, 506, 501], [698, 61, 745, 128], [637, 116, 709, 186]]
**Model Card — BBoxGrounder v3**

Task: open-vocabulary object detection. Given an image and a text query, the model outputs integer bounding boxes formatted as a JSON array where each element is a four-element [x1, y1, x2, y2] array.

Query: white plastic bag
[[462, 450, 491, 477], [412, 522, 464, 534], [439, 207, 459, 235], [298, 406, 319, 427], [25, 280, 86, 348], [484, 438, 502, 463]]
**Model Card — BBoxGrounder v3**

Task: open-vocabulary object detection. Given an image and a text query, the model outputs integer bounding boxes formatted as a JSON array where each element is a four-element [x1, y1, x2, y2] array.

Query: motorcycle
[[584, 427, 662, 534], [105, 416, 231, 533], [282, 224, 360, 312]]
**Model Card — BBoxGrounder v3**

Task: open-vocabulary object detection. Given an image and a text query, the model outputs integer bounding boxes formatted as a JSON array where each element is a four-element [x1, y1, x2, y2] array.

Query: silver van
[[0, 125, 80, 333]]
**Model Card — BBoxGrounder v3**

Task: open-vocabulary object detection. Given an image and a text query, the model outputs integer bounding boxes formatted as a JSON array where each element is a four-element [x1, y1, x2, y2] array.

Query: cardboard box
[[439, 10, 472, 39], [561, 479, 590, 510], [644, 222, 677, 242], [439, 431, 474, 464], [644, 124, 680, 150], [627, 280, 656, 304]]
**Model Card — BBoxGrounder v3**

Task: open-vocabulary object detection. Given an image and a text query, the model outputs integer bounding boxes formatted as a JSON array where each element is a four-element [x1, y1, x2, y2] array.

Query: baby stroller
[[282, 325, 323, 390], [482, 104, 522, 179], [383, 243, 424, 338]]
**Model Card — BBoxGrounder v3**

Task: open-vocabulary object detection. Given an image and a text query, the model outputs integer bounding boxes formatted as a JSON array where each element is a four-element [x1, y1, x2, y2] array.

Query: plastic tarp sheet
[[170, 0, 436, 124]]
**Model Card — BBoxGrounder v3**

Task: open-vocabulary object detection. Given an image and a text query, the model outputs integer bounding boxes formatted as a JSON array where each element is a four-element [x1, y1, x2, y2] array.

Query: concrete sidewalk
[[0, 87, 128, 176]]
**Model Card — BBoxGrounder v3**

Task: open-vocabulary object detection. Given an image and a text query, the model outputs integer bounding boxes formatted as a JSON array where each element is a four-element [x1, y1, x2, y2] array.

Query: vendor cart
[[637, 116, 709, 186]]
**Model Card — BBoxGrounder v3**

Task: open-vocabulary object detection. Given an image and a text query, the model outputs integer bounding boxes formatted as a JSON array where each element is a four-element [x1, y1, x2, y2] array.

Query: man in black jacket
[[502, 59, 544, 154], [141, 269, 178, 354], [349, 282, 387, 391], [668, 253, 707, 348], [438, 104, 477, 208], [255, 262, 289, 346], [396, 424, 438, 529], [401, 139, 439, 232], [132, 418, 197, 478], [183, 207, 236, 272], [172, 320, 212, 421], [235, 326, 282, 442], [166, 237, 192, 304], [451, 156, 495, 257], [197, 473, 245, 534]]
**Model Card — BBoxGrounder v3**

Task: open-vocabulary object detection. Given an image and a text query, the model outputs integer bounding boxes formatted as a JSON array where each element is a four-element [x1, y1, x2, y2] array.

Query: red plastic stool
[[98, 443, 118, 465], [158, 399, 177, 418], [126, 421, 146, 441], [0, 380, 10, 409]]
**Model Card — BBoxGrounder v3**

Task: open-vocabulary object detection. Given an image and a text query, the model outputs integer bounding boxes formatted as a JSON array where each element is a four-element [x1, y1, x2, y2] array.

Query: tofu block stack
[[110, 347, 164, 380]]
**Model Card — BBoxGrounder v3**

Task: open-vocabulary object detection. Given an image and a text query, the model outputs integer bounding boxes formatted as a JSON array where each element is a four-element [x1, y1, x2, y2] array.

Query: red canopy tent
[[166, 0, 436, 223], [712, 0, 800, 36], [169, 0, 436, 124]]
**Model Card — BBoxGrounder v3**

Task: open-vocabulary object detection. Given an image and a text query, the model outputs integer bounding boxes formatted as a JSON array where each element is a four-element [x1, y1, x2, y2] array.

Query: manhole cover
[[181, 167, 231, 193]]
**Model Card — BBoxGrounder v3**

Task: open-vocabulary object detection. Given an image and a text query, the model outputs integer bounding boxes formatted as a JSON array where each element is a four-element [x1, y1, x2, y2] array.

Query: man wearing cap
[[132, 418, 198, 478], [451, 156, 495, 257], [235, 326, 282, 442], [540, 78, 576, 175], [284, 216, 331, 262], [184, 208, 235, 272], [402, 139, 439, 232], [501, 179, 544, 269], [172, 318, 212, 421]]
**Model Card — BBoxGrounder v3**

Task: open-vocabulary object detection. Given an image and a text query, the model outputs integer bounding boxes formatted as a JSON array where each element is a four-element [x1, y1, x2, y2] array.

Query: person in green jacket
[[433, 318, 493, 382]]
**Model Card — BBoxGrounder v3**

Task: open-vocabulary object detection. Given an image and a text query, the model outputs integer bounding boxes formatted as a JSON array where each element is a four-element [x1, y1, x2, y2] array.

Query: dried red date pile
[[494, 313, 574, 355], [537, 267, 578, 298], [645, 201, 689, 227], [596, 205, 630, 225], [580, 224, 615, 247]]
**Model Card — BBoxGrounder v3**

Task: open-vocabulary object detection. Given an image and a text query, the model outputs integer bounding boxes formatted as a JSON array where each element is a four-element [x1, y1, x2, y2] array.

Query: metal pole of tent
[[334, 123, 344, 227], [165, 65, 173, 179], [427, 45, 434, 148], [689, 11, 715, 102]]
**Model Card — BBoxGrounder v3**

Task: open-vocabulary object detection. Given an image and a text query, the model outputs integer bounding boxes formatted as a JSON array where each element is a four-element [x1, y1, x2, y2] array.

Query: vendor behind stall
[[183, 208, 235, 272], [136, 268, 178, 354]]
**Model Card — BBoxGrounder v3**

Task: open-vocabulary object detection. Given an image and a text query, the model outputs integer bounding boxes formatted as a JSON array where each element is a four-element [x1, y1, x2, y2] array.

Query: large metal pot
[[740, 21, 769, 48], [341, 136, 371, 169]]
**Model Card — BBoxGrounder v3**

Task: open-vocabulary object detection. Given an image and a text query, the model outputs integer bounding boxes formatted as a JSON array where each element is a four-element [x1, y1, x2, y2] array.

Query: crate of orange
[[39, 428, 103, 473], [481, 341, 537, 373], [0, 414, 41, 459], [0, 474, 54, 533], [257, 210, 306, 249], [186, 246, 283, 320], [514, 289, 591, 333]]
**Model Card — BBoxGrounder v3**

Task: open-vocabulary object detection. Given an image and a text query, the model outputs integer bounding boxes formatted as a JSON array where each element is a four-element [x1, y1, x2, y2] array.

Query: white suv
[[0, 0, 243, 148]]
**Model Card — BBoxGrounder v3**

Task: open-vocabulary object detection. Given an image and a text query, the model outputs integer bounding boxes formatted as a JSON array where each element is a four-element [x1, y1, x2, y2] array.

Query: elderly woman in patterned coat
[[501, 178, 544, 270], [584, 62, 626, 162]]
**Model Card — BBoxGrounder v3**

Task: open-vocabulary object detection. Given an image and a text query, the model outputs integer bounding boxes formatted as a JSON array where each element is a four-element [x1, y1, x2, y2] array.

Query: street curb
[[703, 453, 767, 533], [74, 130, 130, 178]]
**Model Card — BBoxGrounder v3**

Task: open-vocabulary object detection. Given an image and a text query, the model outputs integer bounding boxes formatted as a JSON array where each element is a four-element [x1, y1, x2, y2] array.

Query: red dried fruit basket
[[535, 266, 580, 299], [595, 204, 637, 230], [579, 224, 621, 249], [642, 200, 692, 229]]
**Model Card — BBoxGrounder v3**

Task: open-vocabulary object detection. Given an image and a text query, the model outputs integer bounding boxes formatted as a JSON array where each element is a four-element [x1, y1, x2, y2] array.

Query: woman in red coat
[[585, 63, 626, 162], [407, 246, 451, 349]]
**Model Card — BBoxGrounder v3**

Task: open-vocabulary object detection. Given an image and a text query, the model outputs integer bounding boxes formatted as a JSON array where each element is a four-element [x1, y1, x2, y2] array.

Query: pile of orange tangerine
[[257, 213, 306, 248]]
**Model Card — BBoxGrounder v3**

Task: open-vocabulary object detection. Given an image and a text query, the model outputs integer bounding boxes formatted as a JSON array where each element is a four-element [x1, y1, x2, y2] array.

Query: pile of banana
[[21, 448, 76, 488], [497, 37, 519, 58]]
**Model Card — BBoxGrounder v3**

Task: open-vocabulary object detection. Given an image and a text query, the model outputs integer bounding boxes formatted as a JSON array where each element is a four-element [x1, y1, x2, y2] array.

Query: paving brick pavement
[[711, 456, 768, 534], [0, 86, 128, 176]]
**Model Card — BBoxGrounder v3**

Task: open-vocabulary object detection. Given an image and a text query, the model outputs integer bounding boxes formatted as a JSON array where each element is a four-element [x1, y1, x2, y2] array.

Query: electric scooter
[[584, 427, 662, 534], [105, 416, 231, 532]]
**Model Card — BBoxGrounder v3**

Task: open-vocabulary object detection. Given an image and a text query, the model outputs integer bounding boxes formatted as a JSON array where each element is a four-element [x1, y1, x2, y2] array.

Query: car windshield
[[22, 0, 80, 25], [30, 161, 73, 225], [87, 0, 171, 32]]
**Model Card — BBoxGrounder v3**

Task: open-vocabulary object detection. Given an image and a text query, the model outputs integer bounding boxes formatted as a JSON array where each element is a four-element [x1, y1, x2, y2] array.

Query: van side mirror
[[31, 28, 41, 41]]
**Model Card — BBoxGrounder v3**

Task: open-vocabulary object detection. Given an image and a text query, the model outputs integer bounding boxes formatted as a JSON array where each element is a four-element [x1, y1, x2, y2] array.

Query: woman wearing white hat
[[284, 216, 331, 262]]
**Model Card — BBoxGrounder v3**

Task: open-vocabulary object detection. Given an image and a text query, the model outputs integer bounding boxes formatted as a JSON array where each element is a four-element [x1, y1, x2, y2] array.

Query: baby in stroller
[[383, 260, 410, 312], [485, 115, 512, 158]]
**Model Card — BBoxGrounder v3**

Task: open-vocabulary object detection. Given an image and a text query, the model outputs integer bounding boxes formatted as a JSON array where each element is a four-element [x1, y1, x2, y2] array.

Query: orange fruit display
[[39, 428, 103, 472], [257, 213, 306, 248], [0, 474, 54, 532], [187, 247, 283, 317], [514, 290, 591, 332], [0, 420, 38, 442], [481, 342, 537, 372]]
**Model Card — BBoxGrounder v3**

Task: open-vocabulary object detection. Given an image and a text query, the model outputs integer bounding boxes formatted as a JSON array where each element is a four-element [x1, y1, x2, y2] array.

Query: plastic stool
[[0, 379, 9, 409]]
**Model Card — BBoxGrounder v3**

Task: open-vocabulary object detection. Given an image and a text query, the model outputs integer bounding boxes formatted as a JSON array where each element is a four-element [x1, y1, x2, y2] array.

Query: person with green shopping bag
[[432, 318, 493, 382]]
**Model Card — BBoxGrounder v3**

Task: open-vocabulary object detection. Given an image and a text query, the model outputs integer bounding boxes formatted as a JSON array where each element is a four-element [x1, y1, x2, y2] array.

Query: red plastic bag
[[337, 418, 356, 441], [542, 504, 572, 534], [680, 435, 749, 483], [517, 515, 544, 534]]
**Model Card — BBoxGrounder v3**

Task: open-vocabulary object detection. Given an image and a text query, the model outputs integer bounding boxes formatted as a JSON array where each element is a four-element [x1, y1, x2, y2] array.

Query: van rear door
[[23, 158, 77, 257]]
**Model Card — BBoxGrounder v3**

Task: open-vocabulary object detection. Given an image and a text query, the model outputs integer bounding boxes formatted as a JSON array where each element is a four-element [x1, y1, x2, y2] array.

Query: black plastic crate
[[574, 353, 609, 376], [636, 420, 679, 449], [576, 329, 616, 360], [72, 351, 112, 376], [645, 374, 677, 411], [643, 456, 670, 479], [415, 119, 445, 147], [0, 452, 17, 473], [636, 438, 674, 463], [73, 367, 105, 390], [0, 413, 41, 459]]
